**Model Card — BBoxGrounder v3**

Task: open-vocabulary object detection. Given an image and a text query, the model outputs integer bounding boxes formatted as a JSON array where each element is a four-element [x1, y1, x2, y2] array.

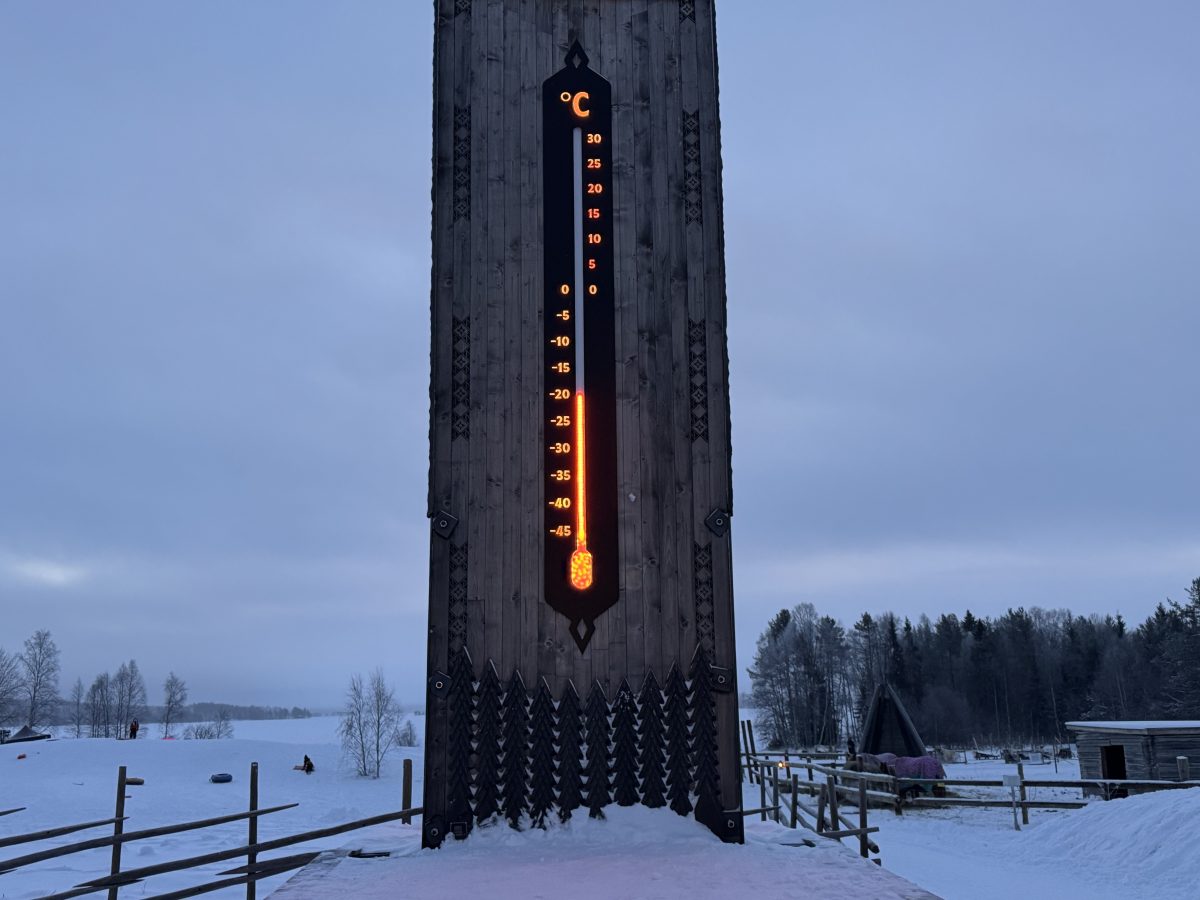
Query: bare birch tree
[[340, 673, 372, 777], [340, 670, 402, 777], [161, 672, 188, 737], [20, 630, 60, 729], [69, 677, 85, 738], [0, 648, 21, 726], [368, 669, 402, 778], [88, 672, 114, 737]]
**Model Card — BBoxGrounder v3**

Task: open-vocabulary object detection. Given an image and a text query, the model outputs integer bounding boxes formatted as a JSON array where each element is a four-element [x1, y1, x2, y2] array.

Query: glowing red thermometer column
[[569, 123, 592, 590]]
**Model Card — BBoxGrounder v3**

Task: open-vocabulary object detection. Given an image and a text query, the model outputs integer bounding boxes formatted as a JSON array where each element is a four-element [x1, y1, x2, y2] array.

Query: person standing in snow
[[847, 736, 856, 760], [302, 755, 314, 774], [129, 719, 139, 740]]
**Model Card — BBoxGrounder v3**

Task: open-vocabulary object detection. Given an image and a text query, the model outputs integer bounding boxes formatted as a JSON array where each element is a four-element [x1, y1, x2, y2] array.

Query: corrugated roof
[[1065, 720, 1200, 734]]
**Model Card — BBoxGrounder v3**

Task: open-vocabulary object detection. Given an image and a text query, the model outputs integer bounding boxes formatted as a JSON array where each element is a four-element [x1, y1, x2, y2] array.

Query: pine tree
[[556, 681, 585, 821], [527, 679, 557, 826], [637, 671, 666, 808], [472, 663, 503, 823], [610, 680, 639, 806], [446, 648, 475, 834], [689, 648, 721, 823], [500, 671, 529, 827], [583, 682, 611, 817], [663, 663, 692, 815]]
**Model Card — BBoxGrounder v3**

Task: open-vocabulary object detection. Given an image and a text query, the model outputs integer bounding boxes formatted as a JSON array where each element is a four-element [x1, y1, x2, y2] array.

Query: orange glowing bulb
[[569, 547, 593, 590]]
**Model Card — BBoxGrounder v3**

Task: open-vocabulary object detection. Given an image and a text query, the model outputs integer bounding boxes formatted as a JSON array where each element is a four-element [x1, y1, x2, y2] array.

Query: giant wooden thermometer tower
[[424, 0, 741, 846]]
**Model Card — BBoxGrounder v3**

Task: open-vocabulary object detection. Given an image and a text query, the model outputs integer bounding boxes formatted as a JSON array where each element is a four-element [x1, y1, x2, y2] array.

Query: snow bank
[[1016, 788, 1200, 898], [272, 807, 937, 900]]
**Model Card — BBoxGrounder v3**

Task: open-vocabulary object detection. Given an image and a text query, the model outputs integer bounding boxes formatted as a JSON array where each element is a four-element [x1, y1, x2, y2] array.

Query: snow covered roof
[[1065, 720, 1200, 735]]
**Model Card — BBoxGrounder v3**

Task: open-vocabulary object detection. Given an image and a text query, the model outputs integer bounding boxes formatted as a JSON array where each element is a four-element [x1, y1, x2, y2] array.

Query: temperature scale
[[542, 43, 618, 651]]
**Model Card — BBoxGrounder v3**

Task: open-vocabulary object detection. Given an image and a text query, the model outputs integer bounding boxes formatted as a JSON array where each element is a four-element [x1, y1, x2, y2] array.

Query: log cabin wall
[[423, 0, 742, 846], [1150, 733, 1200, 781]]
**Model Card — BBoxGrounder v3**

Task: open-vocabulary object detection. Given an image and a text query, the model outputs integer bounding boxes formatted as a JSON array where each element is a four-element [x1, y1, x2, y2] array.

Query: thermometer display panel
[[542, 43, 618, 652]]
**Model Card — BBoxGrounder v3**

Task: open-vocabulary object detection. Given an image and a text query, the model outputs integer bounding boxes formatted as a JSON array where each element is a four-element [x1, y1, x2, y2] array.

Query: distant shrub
[[182, 709, 233, 740], [396, 720, 418, 747]]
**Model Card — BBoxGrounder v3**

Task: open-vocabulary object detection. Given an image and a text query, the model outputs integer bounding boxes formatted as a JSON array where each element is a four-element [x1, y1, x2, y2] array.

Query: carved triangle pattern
[[693, 541, 715, 655], [687, 319, 709, 441], [679, 1, 696, 22], [682, 110, 703, 224], [448, 542, 469, 652], [443, 659, 721, 832], [453, 105, 471, 221], [451, 316, 471, 440]]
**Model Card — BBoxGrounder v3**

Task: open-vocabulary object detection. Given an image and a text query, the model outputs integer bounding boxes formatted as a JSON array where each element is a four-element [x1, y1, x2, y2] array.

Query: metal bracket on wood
[[431, 510, 459, 539], [705, 507, 730, 537], [710, 664, 734, 693], [450, 821, 470, 840], [428, 672, 451, 699], [424, 815, 445, 847]]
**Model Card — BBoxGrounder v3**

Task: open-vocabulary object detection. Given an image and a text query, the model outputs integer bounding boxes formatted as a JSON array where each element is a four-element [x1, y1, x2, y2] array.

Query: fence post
[[1177, 756, 1191, 783], [759, 765, 768, 821], [247, 762, 258, 900], [826, 773, 839, 835], [739, 721, 752, 784], [806, 755, 814, 783], [858, 777, 869, 859], [108, 765, 127, 900], [790, 774, 799, 828], [892, 776, 903, 816], [771, 765, 781, 823], [1017, 762, 1029, 826], [747, 721, 760, 782], [816, 784, 827, 833], [402, 759, 413, 824]]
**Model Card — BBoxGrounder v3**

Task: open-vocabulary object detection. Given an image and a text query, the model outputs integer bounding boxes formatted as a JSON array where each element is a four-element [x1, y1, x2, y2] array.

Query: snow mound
[[273, 807, 937, 899], [1018, 789, 1200, 897]]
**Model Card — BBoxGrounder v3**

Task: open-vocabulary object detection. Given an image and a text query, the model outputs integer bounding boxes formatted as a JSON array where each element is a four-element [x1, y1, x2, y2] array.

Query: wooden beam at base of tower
[[423, 0, 741, 847]]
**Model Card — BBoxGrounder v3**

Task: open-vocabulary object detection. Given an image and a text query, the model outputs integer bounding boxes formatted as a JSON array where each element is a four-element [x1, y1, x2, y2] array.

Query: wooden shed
[[1066, 721, 1200, 794]]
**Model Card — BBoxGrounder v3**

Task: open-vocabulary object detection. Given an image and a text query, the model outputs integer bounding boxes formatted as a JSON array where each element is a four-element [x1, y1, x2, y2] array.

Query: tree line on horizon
[[749, 577, 1200, 750], [0, 630, 312, 737]]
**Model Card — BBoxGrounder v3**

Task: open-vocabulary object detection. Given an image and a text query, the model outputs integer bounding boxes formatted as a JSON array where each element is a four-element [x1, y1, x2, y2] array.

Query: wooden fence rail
[[753, 762, 880, 860], [0, 759, 419, 899], [0, 805, 298, 873], [739, 719, 1200, 827], [0, 818, 127, 853]]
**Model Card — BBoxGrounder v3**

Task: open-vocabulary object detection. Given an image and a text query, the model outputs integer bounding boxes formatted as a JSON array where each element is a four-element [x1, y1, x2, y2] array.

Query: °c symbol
[[571, 91, 591, 118]]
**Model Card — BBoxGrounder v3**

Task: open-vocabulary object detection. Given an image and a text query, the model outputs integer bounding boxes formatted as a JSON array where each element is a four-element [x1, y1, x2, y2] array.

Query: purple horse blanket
[[867, 752, 946, 780]]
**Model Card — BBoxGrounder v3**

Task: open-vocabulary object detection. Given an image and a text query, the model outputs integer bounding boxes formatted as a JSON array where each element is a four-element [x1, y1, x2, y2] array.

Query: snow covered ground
[[273, 809, 935, 900], [5, 719, 1198, 899], [874, 756, 1200, 900], [1, 716, 420, 899]]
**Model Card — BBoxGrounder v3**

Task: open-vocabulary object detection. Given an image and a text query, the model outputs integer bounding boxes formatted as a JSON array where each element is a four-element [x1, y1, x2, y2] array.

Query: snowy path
[[270, 808, 937, 900]]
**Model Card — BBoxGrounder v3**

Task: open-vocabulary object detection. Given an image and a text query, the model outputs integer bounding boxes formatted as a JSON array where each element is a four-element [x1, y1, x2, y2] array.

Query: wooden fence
[[743, 759, 881, 862], [740, 719, 1200, 828], [0, 758, 420, 899]]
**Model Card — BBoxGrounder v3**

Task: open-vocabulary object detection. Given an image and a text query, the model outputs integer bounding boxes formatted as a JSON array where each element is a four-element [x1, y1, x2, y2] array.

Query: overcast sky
[[2, 2, 1197, 708]]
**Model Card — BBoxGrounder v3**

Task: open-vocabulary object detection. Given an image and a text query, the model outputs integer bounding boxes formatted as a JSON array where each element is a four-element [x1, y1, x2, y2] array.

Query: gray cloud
[[1, 2, 1197, 705]]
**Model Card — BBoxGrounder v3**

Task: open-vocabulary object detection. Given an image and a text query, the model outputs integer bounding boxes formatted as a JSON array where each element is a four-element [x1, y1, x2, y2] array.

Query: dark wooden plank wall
[[425, 0, 741, 834], [1150, 733, 1200, 781], [1074, 732, 1153, 780]]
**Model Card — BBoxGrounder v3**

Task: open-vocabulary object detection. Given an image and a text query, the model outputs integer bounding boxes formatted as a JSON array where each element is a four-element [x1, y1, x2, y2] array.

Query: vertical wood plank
[[427, 0, 743, 842]]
